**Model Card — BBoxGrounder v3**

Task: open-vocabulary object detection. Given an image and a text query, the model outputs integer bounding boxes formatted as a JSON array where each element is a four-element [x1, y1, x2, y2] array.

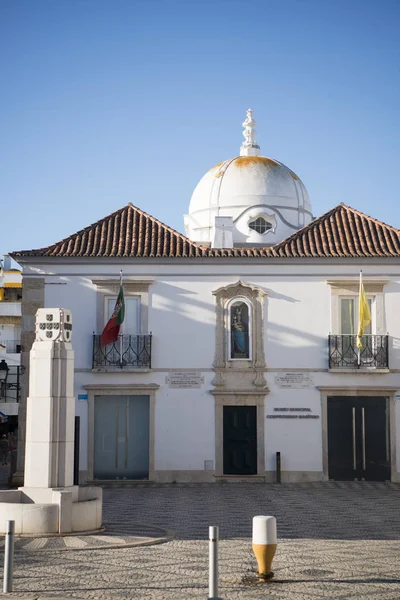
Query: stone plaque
[[167, 371, 204, 389], [275, 373, 314, 389]]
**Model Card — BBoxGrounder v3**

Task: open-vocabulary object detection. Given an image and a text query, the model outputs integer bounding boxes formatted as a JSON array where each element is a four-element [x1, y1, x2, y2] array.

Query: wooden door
[[223, 406, 257, 475]]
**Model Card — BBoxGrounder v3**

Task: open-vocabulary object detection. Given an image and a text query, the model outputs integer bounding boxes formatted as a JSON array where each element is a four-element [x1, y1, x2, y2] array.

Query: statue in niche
[[230, 302, 250, 359]]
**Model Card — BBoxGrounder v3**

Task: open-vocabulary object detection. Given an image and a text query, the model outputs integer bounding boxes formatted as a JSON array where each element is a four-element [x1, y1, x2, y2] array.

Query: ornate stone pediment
[[212, 280, 267, 301]]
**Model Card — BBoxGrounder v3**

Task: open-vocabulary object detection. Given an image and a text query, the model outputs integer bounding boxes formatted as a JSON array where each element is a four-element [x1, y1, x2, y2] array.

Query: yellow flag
[[356, 273, 371, 349]]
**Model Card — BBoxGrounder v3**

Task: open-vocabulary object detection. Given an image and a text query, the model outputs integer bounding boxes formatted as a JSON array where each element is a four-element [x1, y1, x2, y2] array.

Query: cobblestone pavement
[[2, 482, 400, 599], [7, 523, 170, 552]]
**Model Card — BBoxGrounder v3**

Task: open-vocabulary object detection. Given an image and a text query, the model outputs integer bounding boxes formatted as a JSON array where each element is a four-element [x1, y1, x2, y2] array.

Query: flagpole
[[119, 269, 123, 368], [357, 270, 361, 367]]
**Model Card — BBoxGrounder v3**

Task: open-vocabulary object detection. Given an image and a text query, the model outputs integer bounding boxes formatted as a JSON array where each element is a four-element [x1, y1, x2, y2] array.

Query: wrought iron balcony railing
[[92, 334, 152, 369], [328, 334, 389, 369], [0, 365, 23, 403]]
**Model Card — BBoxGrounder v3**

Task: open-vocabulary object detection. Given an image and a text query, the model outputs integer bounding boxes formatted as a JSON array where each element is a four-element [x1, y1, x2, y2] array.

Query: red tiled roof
[[268, 203, 400, 258], [11, 203, 210, 258], [10, 202, 400, 259]]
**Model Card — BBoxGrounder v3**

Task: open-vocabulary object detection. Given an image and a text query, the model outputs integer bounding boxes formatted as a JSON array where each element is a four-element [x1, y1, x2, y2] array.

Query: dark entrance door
[[328, 396, 390, 481], [223, 406, 257, 475]]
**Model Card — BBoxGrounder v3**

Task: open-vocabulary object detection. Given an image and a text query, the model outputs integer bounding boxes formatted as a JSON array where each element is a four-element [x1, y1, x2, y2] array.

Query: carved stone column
[[253, 295, 267, 387], [212, 295, 225, 386]]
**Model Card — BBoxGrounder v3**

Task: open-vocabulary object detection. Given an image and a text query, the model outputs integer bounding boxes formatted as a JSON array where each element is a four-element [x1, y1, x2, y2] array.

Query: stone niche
[[212, 280, 268, 390]]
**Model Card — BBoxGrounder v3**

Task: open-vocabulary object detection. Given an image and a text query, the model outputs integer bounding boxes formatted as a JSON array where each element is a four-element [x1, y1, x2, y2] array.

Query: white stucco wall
[[154, 374, 215, 471], [265, 385, 323, 473], [19, 259, 400, 481]]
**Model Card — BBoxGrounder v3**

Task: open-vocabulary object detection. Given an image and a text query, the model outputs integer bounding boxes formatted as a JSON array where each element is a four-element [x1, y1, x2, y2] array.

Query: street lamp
[[0, 360, 9, 399]]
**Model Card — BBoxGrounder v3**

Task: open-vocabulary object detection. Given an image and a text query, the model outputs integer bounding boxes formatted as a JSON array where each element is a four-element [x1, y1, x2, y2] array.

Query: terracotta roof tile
[[10, 202, 400, 260], [11, 203, 211, 259], [269, 203, 400, 258]]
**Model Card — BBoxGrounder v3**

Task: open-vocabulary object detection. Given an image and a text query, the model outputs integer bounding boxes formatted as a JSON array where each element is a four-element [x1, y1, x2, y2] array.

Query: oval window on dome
[[248, 216, 273, 235]]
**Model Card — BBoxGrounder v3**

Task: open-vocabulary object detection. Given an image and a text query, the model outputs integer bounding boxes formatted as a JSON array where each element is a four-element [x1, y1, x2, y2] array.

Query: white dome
[[184, 111, 313, 247]]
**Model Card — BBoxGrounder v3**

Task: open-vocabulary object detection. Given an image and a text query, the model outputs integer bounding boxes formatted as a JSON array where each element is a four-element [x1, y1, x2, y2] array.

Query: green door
[[94, 395, 149, 480], [223, 406, 257, 475]]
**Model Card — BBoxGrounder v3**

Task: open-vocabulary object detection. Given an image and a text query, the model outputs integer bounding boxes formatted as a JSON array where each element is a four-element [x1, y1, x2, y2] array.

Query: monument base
[[0, 486, 102, 535]]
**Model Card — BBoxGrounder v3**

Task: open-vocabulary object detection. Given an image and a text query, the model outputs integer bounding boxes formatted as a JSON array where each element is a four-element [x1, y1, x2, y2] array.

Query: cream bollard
[[252, 515, 277, 581]]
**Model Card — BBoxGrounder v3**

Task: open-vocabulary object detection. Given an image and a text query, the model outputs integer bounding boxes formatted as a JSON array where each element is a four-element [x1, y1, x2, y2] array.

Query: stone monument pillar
[[24, 308, 75, 488], [0, 308, 102, 535]]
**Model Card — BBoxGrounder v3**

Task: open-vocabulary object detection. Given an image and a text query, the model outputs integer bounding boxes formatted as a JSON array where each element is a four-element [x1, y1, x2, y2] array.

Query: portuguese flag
[[100, 281, 125, 346]]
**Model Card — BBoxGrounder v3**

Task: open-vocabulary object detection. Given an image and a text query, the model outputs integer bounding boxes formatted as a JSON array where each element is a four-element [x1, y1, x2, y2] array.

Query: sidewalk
[[2, 522, 171, 552], [0, 592, 79, 600], [0, 483, 399, 599]]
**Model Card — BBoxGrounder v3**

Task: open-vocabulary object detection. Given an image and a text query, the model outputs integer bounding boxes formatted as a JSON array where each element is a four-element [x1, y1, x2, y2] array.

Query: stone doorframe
[[318, 386, 398, 482], [211, 280, 268, 479], [85, 383, 159, 482], [211, 390, 267, 478]]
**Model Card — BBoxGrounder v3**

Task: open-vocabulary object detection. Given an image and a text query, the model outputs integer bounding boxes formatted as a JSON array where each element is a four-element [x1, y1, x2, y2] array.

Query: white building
[[11, 110, 400, 485], [0, 255, 22, 424]]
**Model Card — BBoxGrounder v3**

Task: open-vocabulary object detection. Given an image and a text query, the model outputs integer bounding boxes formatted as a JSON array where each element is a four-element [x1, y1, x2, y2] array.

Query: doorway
[[94, 395, 149, 480], [327, 396, 390, 481], [223, 406, 257, 475]]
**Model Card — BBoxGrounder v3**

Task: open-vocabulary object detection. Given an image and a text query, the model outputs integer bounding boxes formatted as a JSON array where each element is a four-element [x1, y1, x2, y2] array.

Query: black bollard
[[276, 452, 281, 484]]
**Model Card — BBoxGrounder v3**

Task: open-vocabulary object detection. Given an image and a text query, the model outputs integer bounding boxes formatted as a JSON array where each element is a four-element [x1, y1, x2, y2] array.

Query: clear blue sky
[[1, 0, 399, 257]]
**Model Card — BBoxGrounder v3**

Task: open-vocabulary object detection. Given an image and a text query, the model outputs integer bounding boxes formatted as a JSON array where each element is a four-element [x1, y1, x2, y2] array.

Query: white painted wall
[[0, 271, 21, 286], [265, 386, 323, 472], [19, 259, 400, 480], [154, 374, 215, 471], [45, 278, 97, 369]]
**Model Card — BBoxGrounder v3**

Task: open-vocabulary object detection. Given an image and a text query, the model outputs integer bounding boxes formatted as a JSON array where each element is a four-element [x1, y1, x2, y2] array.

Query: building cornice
[[84, 384, 160, 391]]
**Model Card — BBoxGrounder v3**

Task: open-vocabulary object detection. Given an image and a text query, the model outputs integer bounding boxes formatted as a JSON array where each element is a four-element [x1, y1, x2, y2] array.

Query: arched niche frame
[[212, 280, 267, 387]]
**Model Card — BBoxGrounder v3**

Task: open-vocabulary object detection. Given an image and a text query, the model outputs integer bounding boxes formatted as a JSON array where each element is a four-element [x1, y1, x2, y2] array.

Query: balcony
[[0, 365, 23, 403], [328, 335, 389, 370], [0, 303, 21, 317], [92, 334, 152, 370]]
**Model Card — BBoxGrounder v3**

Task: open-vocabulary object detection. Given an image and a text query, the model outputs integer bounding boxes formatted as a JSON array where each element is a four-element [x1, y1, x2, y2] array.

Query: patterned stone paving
[[6, 525, 170, 552], [1, 482, 400, 599], [5, 523, 169, 552]]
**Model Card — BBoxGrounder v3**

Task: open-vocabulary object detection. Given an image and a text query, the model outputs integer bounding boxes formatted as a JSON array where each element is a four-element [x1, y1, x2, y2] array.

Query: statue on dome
[[240, 108, 260, 156]]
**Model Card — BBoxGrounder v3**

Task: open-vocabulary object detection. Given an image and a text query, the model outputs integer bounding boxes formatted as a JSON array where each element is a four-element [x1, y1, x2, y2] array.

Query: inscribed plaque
[[275, 373, 314, 389], [167, 371, 204, 389]]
